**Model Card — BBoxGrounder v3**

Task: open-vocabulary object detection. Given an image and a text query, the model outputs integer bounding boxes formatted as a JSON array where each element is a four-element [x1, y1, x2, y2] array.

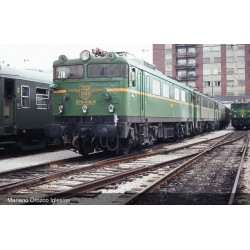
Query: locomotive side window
[[146, 75, 150, 93], [21, 86, 30, 108], [163, 83, 170, 98], [36, 88, 49, 109], [180, 90, 186, 102], [174, 88, 180, 101], [137, 70, 141, 85], [130, 68, 136, 87], [152, 79, 160, 96], [197, 96, 200, 105]]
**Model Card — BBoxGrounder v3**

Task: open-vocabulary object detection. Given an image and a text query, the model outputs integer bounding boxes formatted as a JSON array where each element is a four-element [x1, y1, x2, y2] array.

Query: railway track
[[125, 131, 249, 205], [0, 130, 231, 195], [0, 130, 235, 205]]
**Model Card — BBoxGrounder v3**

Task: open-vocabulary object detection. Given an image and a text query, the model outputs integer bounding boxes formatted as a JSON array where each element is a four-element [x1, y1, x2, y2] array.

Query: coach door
[[3, 79, 15, 128], [138, 70, 145, 122]]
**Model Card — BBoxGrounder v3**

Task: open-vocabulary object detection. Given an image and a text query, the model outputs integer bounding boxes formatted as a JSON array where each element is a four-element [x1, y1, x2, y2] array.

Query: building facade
[[153, 44, 250, 103]]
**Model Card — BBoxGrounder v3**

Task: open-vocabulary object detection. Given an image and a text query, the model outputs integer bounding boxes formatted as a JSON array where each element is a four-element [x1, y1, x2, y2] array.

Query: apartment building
[[153, 44, 250, 103]]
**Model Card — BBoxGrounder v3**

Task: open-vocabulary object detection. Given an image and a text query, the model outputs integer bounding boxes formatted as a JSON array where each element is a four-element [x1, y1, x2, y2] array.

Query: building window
[[214, 81, 221, 87], [213, 45, 221, 51], [238, 80, 245, 86], [226, 45, 234, 50], [174, 88, 180, 100], [21, 86, 30, 108], [227, 81, 234, 87], [203, 69, 210, 75], [203, 58, 210, 64], [238, 56, 245, 62], [36, 88, 49, 109], [226, 56, 234, 63], [237, 44, 245, 50], [227, 92, 234, 96], [238, 68, 245, 74], [152, 79, 161, 96], [204, 81, 211, 87], [181, 90, 186, 102], [177, 70, 186, 77], [188, 71, 196, 76], [227, 68, 234, 75], [187, 59, 195, 65], [188, 47, 195, 53], [177, 48, 186, 54], [177, 59, 186, 65], [214, 92, 221, 96], [214, 57, 221, 63], [187, 81, 196, 87], [213, 69, 221, 74], [238, 91, 245, 96], [203, 46, 210, 52], [163, 83, 170, 98]]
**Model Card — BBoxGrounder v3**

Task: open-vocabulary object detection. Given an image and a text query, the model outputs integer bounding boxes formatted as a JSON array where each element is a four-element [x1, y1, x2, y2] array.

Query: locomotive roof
[[0, 64, 52, 84], [54, 52, 225, 107]]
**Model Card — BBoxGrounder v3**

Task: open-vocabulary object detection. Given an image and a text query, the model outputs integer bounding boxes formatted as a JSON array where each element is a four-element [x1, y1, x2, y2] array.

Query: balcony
[[175, 63, 198, 70], [175, 44, 197, 47], [176, 52, 198, 58], [177, 75, 198, 81]]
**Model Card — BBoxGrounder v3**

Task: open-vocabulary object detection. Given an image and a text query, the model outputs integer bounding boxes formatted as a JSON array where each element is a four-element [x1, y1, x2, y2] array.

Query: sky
[[0, 44, 153, 71]]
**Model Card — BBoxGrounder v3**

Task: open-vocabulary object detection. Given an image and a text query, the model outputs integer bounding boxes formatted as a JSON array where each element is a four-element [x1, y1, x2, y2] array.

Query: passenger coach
[[48, 49, 230, 155], [0, 65, 54, 150]]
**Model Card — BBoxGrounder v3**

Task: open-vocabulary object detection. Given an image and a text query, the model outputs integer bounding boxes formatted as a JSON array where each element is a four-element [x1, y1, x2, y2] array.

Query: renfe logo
[[68, 85, 105, 105]]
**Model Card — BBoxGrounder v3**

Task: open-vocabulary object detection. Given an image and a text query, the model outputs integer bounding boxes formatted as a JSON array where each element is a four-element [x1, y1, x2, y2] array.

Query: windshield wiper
[[61, 73, 74, 81]]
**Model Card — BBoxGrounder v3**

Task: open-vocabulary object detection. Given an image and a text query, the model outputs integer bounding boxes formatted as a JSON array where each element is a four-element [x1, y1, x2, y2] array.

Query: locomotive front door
[[3, 79, 15, 129]]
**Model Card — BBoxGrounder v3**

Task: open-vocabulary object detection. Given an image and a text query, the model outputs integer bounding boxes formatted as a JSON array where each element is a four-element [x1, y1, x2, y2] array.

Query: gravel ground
[[135, 135, 244, 205]]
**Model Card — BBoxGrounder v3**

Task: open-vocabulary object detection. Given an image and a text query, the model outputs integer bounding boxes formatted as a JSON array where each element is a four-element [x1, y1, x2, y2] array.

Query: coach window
[[130, 68, 136, 87], [36, 88, 49, 109], [21, 86, 30, 108], [174, 88, 180, 101]]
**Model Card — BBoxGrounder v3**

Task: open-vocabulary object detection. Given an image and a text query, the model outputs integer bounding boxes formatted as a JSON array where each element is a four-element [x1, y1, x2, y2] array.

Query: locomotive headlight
[[80, 50, 90, 61], [59, 105, 64, 114], [82, 105, 88, 113], [59, 55, 67, 63], [108, 104, 115, 113]]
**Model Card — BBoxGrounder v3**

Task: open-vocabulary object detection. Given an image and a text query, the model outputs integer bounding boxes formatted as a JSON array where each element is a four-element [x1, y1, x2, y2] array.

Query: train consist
[[47, 48, 230, 155], [0, 64, 56, 150], [231, 99, 250, 130]]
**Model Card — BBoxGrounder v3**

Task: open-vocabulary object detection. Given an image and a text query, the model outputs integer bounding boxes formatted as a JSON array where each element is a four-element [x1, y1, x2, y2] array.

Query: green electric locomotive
[[231, 99, 250, 130], [47, 48, 229, 155]]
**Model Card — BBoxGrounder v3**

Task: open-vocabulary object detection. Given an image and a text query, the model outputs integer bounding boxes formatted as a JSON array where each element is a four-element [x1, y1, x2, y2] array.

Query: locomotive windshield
[[87, 63, 128, 78], [54, 65, 84, 79], [232, 103, 249, 108]]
